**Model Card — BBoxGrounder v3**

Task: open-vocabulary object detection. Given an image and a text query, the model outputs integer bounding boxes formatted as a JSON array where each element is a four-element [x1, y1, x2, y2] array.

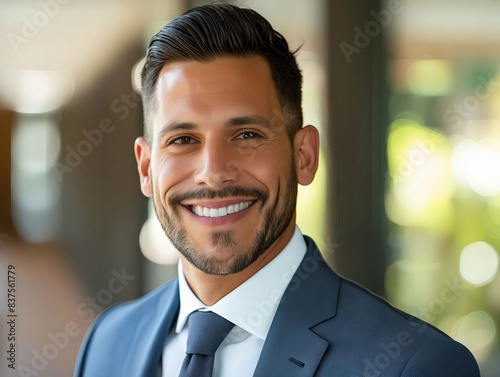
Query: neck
[[181, 222, 295, 306]]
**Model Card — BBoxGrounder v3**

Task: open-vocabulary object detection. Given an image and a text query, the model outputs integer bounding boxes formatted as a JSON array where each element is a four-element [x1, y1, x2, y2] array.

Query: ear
[[294, 125, 320, 186], [134, 137, 153, 197]]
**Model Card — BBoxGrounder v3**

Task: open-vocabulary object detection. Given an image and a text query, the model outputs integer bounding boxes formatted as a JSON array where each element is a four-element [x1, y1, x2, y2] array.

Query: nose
[[193, 139, 240, 188]]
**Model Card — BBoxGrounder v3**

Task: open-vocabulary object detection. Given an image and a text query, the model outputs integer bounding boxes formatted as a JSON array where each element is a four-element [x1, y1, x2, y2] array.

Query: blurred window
[[385, 1, 500, 374]]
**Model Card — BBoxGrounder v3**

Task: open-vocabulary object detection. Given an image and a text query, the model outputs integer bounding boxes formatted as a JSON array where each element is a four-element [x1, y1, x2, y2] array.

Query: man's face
[[136, 56, 300, 275]]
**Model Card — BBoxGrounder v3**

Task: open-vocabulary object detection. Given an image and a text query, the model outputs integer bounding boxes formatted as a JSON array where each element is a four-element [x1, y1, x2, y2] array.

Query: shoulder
[[339, 278, 479, 377], [94, 277, 178, 334], [301, 236, 479, 376], [74, 278, 179, 376], [324, 274, 479, 376], [400, 336, 480, 376], [93, 277, 179, 330]]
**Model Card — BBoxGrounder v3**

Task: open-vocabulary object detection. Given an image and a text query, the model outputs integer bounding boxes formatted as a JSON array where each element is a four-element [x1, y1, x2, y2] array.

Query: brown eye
[[172, 136, 195, 145]]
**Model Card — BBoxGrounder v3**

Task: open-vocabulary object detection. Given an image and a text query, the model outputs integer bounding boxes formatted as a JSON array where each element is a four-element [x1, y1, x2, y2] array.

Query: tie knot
[[186, 311, 234, 355]]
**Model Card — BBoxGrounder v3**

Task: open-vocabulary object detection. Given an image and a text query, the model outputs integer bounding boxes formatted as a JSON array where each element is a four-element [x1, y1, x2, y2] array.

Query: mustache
[[168, 186, 269, 207]]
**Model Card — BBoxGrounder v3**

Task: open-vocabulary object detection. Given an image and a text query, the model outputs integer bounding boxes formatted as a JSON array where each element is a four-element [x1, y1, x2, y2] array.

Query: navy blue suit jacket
[[74, 236, 480, 376]]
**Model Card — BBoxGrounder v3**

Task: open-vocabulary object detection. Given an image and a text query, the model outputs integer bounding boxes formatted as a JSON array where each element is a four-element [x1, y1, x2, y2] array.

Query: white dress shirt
[[162, 226, 307, 377]]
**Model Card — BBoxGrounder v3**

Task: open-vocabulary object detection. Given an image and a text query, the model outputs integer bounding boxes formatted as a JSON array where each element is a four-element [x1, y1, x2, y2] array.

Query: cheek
[[153, 157, 192, 204], [245, 153, 285, 192]]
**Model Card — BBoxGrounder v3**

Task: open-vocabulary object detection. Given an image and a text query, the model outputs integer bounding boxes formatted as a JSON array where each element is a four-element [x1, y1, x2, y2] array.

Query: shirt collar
[[175, 226, 307, 340]]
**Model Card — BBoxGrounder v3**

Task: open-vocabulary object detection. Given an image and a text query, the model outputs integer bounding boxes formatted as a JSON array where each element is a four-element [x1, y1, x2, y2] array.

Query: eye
[[236, 131, 262, 140], [171, 136, 196, 145]]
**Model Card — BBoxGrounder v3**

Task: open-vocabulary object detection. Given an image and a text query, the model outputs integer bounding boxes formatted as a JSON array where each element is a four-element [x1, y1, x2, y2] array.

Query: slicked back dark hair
[[140, 3, 303, 142]]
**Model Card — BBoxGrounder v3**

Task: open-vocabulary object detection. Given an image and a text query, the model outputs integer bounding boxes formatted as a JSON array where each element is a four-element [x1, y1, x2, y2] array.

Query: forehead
[[157, 55, 274, 92], [153, 57, 281, 122]]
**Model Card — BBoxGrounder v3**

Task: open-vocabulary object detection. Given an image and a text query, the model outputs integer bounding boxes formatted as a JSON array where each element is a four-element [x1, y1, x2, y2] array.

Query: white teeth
[[190, 201, 252, 218]]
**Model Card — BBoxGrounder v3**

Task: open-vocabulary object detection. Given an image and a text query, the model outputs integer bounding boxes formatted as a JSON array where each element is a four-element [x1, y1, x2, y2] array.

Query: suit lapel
[[123, 279, 180, 377], [253, 237, 340, 377]]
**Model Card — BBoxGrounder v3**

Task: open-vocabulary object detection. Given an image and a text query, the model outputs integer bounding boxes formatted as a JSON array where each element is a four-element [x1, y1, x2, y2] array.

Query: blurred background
[[0, 0, 499, 376]]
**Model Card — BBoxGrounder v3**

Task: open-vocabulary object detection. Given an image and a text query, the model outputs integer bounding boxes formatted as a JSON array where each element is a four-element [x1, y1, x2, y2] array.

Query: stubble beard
[[151, 164, 298, 276]]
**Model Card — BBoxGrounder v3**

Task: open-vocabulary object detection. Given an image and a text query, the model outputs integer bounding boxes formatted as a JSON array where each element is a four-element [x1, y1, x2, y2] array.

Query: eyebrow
[[158, 115, 272, 140], [155, 121, 195, 143], [225, 115, 272, 129]]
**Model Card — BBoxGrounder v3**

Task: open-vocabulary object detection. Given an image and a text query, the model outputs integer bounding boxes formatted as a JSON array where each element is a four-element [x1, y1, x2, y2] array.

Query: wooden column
[[59, 43, 148, 301], [325, 0, 389, 296], [0, 109, 15, 237]]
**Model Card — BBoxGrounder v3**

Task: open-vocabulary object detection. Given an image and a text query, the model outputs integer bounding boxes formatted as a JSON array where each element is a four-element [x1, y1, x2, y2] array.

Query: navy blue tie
[[178, 311, 234, 377]]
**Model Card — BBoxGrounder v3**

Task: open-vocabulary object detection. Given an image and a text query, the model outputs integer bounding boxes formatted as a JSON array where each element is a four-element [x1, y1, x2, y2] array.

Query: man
[[74, 3, 480, 377]]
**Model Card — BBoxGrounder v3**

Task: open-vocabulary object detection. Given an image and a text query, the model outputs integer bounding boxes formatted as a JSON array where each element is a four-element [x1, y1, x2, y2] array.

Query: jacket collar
[[252, 236, 340, 377], [120, 235, 339, 377]]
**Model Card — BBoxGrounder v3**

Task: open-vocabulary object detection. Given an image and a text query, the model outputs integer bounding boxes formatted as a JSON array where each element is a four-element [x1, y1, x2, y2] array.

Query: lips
[[189, 201, 253, 218]]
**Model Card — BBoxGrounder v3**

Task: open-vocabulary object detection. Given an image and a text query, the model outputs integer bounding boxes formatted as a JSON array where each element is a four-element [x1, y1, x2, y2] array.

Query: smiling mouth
[[189, 201, 254, 218]]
